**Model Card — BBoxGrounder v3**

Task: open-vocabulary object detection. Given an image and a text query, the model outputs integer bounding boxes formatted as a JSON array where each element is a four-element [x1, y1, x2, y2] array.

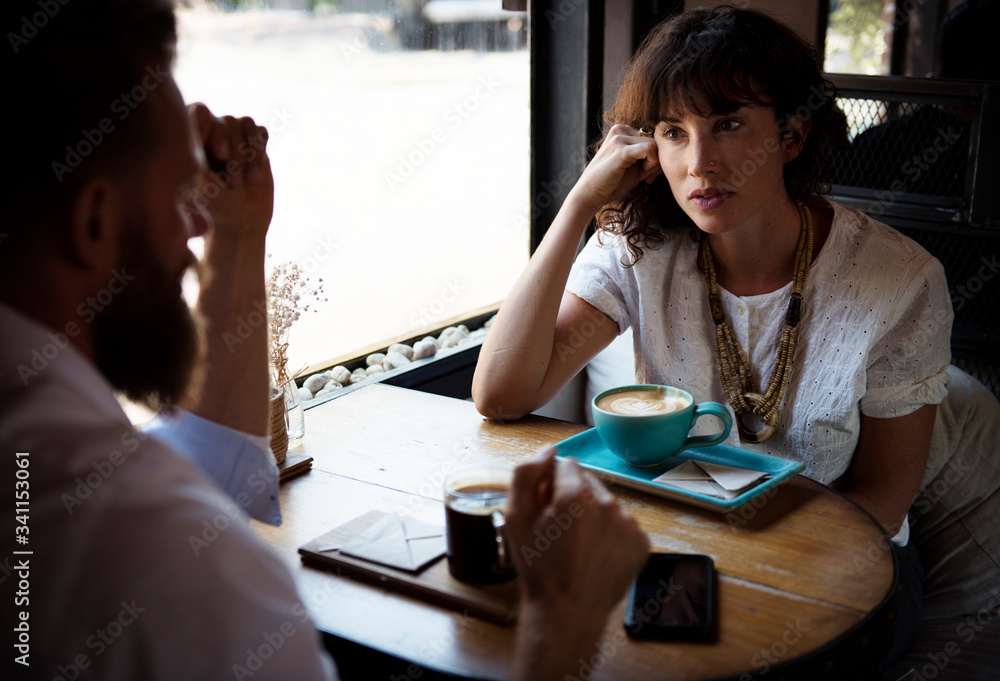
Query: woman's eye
[[718, 119, 742, 132], [663, 128, 680, 140]]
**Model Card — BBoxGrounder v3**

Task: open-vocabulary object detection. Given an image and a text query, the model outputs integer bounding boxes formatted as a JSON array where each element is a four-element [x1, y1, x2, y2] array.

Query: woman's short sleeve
[[861, 258, 953, 418], [565, 232, 632, 335]]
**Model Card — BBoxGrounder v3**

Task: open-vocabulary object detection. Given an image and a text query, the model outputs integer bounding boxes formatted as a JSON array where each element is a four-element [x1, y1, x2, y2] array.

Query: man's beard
[[92, 226, 204, 413]]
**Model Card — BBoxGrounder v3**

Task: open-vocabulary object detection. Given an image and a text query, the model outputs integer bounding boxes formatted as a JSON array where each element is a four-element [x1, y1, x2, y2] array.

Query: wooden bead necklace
[[702, 201, 813, 443]]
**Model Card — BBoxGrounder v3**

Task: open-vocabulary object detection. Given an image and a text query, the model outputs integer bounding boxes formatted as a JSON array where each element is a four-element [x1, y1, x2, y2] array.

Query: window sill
[[301, 309, 495, 410]]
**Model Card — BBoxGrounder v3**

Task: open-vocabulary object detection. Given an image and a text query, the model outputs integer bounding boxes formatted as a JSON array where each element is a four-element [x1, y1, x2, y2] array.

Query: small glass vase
[[269, 386, 288, 465], [282, 380, 305, 447]]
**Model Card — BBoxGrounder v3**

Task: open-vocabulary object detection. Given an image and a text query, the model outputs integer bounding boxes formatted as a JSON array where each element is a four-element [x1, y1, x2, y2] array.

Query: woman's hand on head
[[566, 124, 661, 217]]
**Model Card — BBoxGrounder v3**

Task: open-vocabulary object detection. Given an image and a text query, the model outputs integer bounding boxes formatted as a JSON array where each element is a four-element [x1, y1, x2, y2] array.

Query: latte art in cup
[[596, 389, 690, 416]]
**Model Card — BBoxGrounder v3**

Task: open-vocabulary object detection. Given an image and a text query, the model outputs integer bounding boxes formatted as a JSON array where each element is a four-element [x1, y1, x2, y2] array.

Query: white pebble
[[351, 368, 368, 384], [329, 365, 352, 385], [483, 314, 496, 328], [388, 343, 414, 360], [366, 352, 386, 367], [366, 364, 386, 376], [421, 335, 440, 348], [412, 339, 437, 360], [439, 326, 458, 339], [303, 374, 329, 394], [456, 324, 469, 336], [440, 336, 457, 349], [316, 381, 343, 396], [383, 351, 411, 371], [298, 386, 314, 402]]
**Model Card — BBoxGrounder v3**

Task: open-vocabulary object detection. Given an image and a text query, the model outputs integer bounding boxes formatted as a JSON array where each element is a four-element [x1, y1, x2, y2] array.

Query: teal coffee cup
[[592, 385, 733, 467]]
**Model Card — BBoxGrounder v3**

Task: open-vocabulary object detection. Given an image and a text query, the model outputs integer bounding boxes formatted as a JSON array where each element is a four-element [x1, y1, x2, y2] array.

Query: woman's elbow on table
[[471, 373, 540, 421]]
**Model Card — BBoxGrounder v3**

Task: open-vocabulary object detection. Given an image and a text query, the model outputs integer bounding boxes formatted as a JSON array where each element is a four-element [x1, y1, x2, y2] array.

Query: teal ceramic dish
[[553, 428, 805, 512]]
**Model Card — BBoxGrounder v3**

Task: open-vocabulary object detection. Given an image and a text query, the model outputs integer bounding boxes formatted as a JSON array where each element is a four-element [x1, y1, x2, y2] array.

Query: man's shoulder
[[0, 371, 254, 550], [1, 404, 231, 540], [0, 395, 296, 675]]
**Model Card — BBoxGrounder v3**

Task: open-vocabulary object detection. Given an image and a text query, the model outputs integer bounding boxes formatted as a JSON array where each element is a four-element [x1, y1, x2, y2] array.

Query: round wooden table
[[253, 383, 896, 680]]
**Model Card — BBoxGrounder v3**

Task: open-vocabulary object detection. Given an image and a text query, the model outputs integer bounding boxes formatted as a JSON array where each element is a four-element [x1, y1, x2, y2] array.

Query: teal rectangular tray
[[553, 428, 805, 512]]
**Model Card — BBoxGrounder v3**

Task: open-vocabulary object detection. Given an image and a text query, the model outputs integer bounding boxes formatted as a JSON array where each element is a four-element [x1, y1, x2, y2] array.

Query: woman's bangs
[[659, 68, 771, 120]]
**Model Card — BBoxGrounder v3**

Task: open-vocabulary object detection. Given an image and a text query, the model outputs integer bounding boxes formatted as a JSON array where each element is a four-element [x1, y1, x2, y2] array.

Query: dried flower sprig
[[266, 257, 327, 387]]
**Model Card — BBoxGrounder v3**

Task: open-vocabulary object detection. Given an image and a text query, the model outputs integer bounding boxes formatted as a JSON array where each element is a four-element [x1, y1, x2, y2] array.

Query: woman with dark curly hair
[[474, 6, 953, 667]]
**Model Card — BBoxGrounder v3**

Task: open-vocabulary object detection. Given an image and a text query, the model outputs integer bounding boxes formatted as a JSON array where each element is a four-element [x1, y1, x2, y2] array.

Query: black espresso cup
[[443, 467, 515, 584]]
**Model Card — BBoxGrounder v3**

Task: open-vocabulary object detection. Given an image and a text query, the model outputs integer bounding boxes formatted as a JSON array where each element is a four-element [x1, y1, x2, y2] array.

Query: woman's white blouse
[[566, 200, 952, 486]]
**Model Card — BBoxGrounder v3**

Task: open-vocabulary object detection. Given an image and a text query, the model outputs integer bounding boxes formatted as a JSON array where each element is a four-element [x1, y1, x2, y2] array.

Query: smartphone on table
[[624, 553, 715, 640]]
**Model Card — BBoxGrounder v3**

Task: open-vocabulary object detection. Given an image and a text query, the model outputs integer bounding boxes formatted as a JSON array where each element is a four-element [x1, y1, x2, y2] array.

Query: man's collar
[[0, 303, 127, 421]]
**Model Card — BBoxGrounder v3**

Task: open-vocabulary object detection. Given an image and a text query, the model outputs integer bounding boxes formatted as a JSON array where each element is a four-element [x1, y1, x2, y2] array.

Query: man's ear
[[781, 115, 813, 163], [67, 177, 126, 271]]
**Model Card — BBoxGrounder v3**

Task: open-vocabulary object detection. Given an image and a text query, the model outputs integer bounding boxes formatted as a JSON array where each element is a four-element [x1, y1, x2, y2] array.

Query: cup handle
[[678, 402, 733, 452], [491, 510, 511, 574]]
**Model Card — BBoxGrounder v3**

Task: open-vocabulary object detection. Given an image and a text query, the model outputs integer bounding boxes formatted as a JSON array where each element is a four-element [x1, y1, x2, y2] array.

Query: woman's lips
[[689, 190, 733, 210]]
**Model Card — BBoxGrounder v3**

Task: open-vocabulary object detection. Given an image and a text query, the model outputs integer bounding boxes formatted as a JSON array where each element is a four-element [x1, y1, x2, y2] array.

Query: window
[[823, 0, 892, 75], [175, 2, 529, 374]]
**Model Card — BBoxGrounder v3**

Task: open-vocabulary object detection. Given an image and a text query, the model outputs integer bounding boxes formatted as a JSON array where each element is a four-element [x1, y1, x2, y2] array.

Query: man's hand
[[506, 449, 649, 681], [179, 104, 274, 436], [188, 103, 274, 240]]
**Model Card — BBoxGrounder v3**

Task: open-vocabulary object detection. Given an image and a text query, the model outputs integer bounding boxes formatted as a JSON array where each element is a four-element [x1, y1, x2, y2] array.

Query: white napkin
[[652, 460, 769, 500]]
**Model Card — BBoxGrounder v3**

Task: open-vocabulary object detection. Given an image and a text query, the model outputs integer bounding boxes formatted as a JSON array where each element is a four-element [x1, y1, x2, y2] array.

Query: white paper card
[[695, 460, 769, 491], [652, 460, 769, 500]]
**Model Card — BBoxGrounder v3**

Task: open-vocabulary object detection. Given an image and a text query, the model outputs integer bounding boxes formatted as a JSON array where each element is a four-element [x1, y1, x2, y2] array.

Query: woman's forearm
[[472, 196, 596, 418], [474, 126, 659, 419]]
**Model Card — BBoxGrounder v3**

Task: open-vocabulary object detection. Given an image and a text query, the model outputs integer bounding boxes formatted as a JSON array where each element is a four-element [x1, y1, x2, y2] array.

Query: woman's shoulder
[[824, 199, 943, 277]]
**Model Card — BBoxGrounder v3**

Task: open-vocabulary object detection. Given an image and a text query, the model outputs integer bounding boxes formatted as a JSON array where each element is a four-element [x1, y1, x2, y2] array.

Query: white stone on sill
[[412, 339, 437, 360], [366, 352, 386, 367], [329, 365, 352, 386], [303, 374, 329, 394], [388, 343, 414, 360], [383, 351, 411, 371], [316, 381, 343, 397], [298, 386, 314, 402], [366, 364, 386, 376]]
